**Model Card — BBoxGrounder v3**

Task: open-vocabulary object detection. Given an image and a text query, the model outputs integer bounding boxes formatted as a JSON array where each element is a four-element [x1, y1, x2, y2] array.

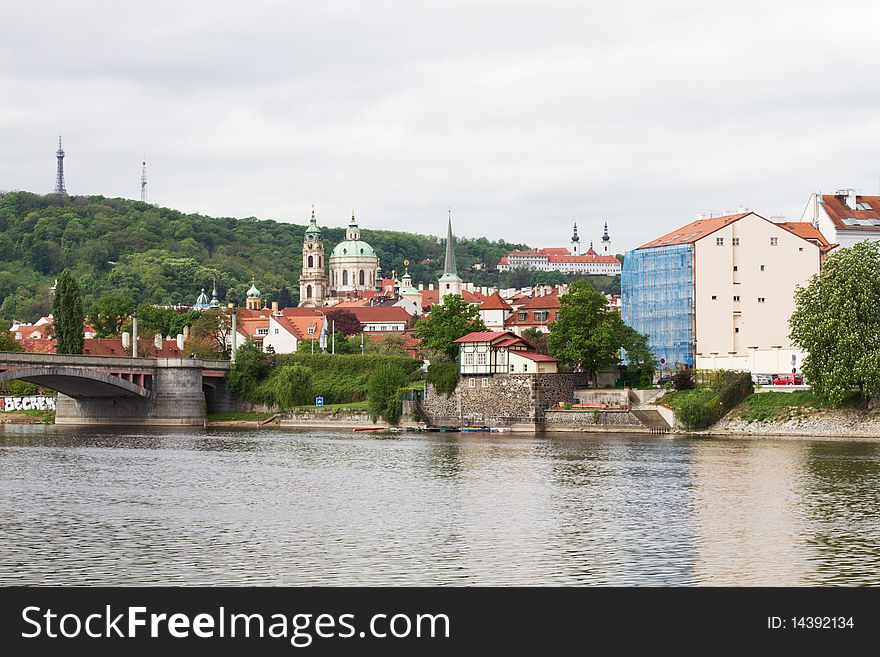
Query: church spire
[[443, 209, 458, 277]]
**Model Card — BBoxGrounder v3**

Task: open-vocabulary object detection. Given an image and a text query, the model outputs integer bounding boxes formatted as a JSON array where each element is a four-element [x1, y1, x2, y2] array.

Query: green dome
[[330, 240, 376, 259]]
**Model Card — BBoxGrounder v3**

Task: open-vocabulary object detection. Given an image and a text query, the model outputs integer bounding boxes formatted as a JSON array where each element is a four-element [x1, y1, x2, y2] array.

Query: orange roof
[[820, 193, 880, 230], [546, 253, 619, 264], [343, 306, 411, 324], [776, 222, 830, 246], [519, 295, 561, 309], [274, 313, 324, 341], [639, 213, 750, 249], [16, 338, 57, 354], [462, 290, 487, 303], [480, 291, 512, 310]]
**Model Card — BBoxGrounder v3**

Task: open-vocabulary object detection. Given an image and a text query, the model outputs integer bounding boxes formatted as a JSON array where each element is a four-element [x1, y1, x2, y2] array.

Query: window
[[732, 238, 740, 246], [481, 378, 489, 388], [733, 266, 738, 272], [468, 378, 476, 388], [476, 352, 487, 366], [733, 296, 740, 302], [711, 295, 717, 300], [342, 270, 349, 285], [464, 353, 474, 366], [760, 265, 765, 271], [359, 270, 365, 286], [716, 237, 724, 246], [518, 312, 527, 321], [770, 237, 778, 246], [510, 364, 515, 372], [799, 247, 804, 252], [735, 327, 740, 333], [307, 255, 314, 268], [274, 328, 279, 334], [308, 327, 315, 334], [534, 311, 548, 322], [758, 297, 766, 303], [522, 364, 529, 372], [257, 328, 268, 335]]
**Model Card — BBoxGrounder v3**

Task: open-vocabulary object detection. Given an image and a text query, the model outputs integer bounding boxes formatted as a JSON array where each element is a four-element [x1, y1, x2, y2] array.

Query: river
[[1, 425, 878, 586]]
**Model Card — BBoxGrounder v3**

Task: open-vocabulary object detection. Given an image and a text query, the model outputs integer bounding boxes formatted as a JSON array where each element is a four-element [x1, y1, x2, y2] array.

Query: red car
[[772, 374, 803, 385]]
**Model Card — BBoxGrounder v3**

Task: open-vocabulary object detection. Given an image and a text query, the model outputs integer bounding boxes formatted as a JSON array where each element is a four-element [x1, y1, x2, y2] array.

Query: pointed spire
[[602, 221, 610, 242], [571, 222, 580, 242], [350, 208, 357, 226], [306, 204, 320, 237], [443, 209, 458, 277]]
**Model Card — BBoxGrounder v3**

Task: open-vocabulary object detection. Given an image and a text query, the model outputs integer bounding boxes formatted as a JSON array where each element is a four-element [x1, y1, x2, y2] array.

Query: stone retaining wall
[[544, 409, 646, 432]]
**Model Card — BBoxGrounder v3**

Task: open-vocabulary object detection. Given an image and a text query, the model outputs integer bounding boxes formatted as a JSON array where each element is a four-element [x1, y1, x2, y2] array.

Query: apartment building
[[622, 212, 832, 373]]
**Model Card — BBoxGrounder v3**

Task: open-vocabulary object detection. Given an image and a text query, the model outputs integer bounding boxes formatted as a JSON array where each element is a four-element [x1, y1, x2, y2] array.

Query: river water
[[1, 425, 878, 586]]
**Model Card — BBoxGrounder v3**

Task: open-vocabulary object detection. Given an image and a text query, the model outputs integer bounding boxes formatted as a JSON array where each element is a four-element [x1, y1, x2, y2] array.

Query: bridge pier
[[55, 364, 209, 426]]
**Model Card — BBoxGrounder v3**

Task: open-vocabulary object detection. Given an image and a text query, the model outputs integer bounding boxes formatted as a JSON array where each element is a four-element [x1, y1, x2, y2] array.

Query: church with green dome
[[327, 211, 380, 299]]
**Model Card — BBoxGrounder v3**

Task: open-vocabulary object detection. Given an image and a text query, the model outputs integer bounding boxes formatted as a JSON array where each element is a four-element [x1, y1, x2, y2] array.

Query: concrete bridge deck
[[0, 352, 231, 426]]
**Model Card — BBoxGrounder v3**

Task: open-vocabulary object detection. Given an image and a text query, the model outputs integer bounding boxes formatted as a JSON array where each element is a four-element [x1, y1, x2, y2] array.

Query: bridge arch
[[0, 366, 150, 398]]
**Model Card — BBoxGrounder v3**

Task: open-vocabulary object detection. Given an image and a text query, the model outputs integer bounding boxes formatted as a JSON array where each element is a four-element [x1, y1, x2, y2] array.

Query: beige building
[[623, 212, 833, 374]]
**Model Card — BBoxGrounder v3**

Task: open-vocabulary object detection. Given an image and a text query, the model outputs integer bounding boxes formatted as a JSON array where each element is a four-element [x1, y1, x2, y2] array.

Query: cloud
[[3, 0, 880, 252]]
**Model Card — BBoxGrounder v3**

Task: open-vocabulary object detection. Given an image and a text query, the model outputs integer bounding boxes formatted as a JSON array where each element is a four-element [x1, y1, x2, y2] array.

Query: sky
[[3, 0, 880, 253]]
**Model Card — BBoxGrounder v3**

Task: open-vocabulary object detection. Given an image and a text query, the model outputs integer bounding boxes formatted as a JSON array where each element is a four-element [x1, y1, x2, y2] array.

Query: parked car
[[772, 374, 803, 385], [751, 374, 773, 385], [656, 375, 672, 386]]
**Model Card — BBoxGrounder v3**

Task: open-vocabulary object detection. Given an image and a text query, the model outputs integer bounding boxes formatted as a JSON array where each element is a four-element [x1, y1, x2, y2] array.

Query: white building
[[801, 189, 880, 248], [623, 212, 834, 373], [497, 223, 621, 275], [328, 212, 380, 297]]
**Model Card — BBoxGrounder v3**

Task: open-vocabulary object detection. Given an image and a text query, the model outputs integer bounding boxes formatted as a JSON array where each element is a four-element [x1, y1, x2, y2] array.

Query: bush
[[676, 393, 723, 430], [271, 364, 314, 409], [672, 367, 695, 390], [273, 353, 422, 405], [426, 361, 459, 397], [367, 363, 409, 425], [228, 341, 272, 401], [717, 372, 753, 411]]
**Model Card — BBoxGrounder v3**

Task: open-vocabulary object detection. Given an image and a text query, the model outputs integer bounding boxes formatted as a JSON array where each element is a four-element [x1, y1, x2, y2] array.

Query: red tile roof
[[639, 213, 750, 249], [547, 253, 620, 264], [821, 193, 880, 230], [343, 306, 411, 324], [480, 291, 512, 310], [518, 295, 561, 309], [454, 331, 515, 343], [776, 222, 830, 246]]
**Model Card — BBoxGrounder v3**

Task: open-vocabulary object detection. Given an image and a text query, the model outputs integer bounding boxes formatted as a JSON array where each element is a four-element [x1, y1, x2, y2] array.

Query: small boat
[[461, 426, 492, 433], [353, 427, 388, 432]]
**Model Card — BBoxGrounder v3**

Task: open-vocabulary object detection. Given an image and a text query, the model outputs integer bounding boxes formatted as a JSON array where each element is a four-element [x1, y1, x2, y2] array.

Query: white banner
[[0, 396, 57, 412]]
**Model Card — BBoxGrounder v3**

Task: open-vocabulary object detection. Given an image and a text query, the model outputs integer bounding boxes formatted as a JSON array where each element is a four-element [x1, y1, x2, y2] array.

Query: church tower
[[299, 206, 328, 307], [570, 222, 580, 255], [438, 211, 463, 305], [601, 221, 611, 255]]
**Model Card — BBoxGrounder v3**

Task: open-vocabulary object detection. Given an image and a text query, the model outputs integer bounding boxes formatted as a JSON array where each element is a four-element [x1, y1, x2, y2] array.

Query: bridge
[[0, 352, 231, 426]]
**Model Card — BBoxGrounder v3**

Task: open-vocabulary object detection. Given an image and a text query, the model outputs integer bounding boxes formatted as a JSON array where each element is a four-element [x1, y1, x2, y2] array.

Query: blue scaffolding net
[[621, 244, 695, 369]]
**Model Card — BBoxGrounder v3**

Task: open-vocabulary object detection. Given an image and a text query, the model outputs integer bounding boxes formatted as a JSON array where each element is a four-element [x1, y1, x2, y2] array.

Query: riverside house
[[455, 331, 559, 379]]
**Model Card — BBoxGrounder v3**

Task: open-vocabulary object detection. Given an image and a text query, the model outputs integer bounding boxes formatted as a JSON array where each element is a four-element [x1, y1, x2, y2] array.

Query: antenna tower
[[54, 136, 67, 195], [140, 154, 148, 203]]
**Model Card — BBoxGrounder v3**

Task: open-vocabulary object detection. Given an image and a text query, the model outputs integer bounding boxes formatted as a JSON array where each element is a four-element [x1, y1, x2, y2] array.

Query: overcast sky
[[2, 1, 880, 252]]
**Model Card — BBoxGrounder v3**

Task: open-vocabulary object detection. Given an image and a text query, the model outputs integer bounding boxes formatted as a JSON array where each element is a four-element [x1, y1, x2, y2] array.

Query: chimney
[[845, 188, 858, 211], [176, 333, 185, 350], [122, 332, 130, 349], [418, 283, 424, 291], [429, 284, 434, 291], [154, 333, 162, 349], [272, 301, 279, 314]]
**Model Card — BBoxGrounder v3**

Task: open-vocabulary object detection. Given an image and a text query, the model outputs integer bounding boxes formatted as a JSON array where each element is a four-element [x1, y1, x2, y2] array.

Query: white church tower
[[438, 212, 463, 304]]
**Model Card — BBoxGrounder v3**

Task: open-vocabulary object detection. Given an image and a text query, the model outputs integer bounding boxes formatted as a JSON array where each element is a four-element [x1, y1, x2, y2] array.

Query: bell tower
[[299, 206, 328, 307]]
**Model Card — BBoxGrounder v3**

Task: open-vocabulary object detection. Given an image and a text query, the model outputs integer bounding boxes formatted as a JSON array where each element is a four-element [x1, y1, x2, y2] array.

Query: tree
[[326, 309, 362, 336], [367, 363, 409, 425], [521, 327, 549, 355], [189, 308, 234, 359], [790, 240, 880, 405], [414, 295, 487, 360], [271, 364, 314, 408], [364, 334, 411, 357], [621, 325, 657, 370], [87, 293, 134, 338], [228, 341, 271, 399], [0, 319, 22, 352], [546, 280, 623, 385], [53, 269, 84, 354], [277, 286, 293, 309]]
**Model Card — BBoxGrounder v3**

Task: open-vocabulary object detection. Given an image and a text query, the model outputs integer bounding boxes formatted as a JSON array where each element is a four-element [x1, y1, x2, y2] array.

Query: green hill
[[0, 192, 528, 321]]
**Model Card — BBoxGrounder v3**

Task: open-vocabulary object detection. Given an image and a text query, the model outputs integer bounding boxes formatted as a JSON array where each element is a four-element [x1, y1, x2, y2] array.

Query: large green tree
[[87, 293, 135, 338], [367, 363, 409, 425], [52, 269, 84, 354], [414, 295, 487, 360], [789, 240, 880, 405], [547, 280, 625, 384]]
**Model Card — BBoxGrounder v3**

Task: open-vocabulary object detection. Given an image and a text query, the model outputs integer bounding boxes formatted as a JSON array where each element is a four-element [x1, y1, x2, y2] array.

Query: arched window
[[307, 255, 314, 268], [343, 270, 349, 286], [306, 284, 312, 299], [359, 270, 365, 286]]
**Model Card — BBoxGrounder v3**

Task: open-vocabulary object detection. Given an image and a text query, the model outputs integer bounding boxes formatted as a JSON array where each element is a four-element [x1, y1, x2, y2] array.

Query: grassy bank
[[732, 390, 861, 423], [0, 409, 55, 424]]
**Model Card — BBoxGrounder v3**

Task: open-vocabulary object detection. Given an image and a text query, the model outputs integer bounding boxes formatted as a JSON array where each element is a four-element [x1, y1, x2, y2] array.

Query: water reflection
[[1, 426, 878, 585]]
